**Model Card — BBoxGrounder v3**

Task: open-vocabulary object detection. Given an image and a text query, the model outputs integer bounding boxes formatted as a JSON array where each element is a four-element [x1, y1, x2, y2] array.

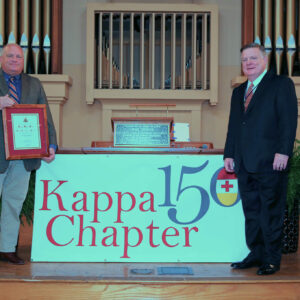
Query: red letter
[[40, 180, 68, 211], [46, 215, 74, 246], [102, 226, 119, 247], [115, 192, 136, 223], [162, 227, 179, 247], [92, 192, 113, 223], [146, 221, 160, 247], [72, 191, 89, 211], [77, 215, 96, 246], [139, 192, 156, 212], [183, 227, 198, 247], [121, 226, 143, 258]]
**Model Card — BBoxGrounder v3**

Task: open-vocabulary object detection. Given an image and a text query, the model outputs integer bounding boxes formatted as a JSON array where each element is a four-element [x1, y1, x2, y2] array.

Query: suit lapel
[[245, 71, 273, 114], [0, 69, 9, 96], [0, 70, 30, 103], [238, 81, 248, 112], [20, 73, 29, 104]]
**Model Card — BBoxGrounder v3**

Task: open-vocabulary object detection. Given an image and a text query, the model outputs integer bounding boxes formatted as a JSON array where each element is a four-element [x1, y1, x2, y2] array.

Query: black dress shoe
[[0, 252, 25, 265], [231, 259, 261, 269], [257, 264, 280, 275]]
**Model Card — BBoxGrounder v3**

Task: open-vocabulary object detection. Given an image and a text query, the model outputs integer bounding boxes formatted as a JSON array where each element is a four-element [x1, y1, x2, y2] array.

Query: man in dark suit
[[0, 43, 57, 264], [224, 43, 298, 275]]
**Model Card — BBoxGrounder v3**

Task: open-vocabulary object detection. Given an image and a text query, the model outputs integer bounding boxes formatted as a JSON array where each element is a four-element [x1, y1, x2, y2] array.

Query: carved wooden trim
[[242, 0, 254, 45], [33, 74, 73, 145], [51, 0, 63, 74]]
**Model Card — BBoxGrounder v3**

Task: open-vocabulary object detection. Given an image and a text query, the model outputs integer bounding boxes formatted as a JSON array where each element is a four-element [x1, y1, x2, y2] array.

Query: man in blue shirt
[[0, 43, 57, 264]]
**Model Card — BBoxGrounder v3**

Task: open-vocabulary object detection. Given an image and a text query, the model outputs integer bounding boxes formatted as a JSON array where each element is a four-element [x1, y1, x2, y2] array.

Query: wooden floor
[[0, 221, 299, 299]]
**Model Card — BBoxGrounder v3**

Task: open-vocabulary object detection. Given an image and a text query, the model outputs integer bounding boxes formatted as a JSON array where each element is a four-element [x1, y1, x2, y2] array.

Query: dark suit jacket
[[224, 71, 298, 173], [0, 69, 57, 173]]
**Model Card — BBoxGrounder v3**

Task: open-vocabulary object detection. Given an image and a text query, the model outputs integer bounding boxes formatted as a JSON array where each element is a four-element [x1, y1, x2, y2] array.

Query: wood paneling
[[51, 0, 62, 74], [242, 0, 254, 45], [0, 281, 300, 300]]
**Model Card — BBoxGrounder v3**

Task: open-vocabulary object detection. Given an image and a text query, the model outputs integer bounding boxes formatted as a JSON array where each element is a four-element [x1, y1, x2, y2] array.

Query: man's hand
[[224, 158, 235, 173], [273, 153, 289, 171], [0, 94, 18, 110], [42, 147, 55, 163]]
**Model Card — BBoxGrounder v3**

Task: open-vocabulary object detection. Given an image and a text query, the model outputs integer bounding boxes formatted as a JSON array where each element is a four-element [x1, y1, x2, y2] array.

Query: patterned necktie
[[8, 76, 19, 103], [244, 82, 254, 111]]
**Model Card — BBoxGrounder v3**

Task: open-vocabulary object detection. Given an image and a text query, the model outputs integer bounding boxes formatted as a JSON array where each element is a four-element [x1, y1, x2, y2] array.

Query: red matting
[[2, 104, 49, 160]]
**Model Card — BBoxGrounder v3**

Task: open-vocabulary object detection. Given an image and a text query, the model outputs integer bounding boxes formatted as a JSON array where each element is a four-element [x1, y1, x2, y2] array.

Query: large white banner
[[31, 154, 249, 262]]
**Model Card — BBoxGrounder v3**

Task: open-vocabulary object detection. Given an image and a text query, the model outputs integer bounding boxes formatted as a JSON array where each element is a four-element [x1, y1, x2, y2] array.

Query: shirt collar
[[2, 70, 21, 81], [247, 69, 267, 89]]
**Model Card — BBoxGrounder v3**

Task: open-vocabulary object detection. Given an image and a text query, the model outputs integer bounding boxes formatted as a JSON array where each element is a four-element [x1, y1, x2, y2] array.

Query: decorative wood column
[[51, 0, 63, 74], [33, 74, 73, 146], [242, 0, 254, 45]]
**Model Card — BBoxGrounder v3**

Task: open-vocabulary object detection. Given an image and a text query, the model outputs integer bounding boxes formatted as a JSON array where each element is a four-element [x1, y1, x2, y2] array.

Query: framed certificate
[[2, 104, 49, 160]]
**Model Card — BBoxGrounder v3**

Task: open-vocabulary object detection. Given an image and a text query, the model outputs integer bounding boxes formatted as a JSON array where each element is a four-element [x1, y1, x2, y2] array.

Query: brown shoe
[[0, 252, 25, 265]]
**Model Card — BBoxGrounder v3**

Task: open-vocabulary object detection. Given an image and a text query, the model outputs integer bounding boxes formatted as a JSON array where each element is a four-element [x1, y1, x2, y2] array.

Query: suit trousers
[[0, 160, 30, 252], [237, 162, 287, 266]]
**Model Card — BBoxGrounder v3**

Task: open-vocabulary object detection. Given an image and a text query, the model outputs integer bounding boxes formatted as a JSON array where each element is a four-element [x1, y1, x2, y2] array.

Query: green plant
[[287, 139, 300, 214], [0, 170, 35, 226]]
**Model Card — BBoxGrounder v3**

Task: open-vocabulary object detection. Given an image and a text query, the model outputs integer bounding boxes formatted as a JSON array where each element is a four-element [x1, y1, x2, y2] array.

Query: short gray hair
[[240, 43, 266, 56]]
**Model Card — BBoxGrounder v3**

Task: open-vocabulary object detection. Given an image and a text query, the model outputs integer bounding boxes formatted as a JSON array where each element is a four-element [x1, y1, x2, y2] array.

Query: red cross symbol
[[221, 180, 233, 192]]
